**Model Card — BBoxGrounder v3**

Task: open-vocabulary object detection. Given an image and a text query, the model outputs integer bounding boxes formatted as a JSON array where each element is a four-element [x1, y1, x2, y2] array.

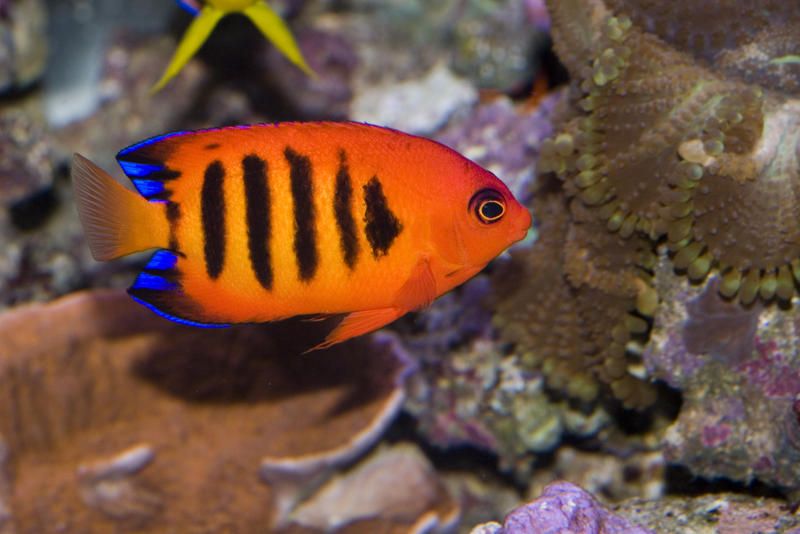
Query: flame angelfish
[[153, 0, 313, 92], [71, 122, 531, 349]]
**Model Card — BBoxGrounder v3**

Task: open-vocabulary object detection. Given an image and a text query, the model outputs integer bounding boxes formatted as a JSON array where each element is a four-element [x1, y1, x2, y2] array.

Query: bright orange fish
[[71, 122, 531, 348]]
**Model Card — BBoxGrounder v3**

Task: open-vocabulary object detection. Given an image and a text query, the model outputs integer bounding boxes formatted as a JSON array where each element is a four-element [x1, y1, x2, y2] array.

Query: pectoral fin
[[310, 307, 405, 351], [393, 255, 438, 311]]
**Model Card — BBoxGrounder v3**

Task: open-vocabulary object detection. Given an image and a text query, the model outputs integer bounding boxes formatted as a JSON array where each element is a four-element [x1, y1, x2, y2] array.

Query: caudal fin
[[71, 154, 170, 261]]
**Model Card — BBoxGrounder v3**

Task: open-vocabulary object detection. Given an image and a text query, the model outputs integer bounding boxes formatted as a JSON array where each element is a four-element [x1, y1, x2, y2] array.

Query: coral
[[403, 274, 613, 474], [526, 446, 665, 503], [494, 0, 800, 410], [540, 0, 800, 305], [644, 258, 800, 488], [468, 481, 654, 534], [288, 444, 458, 533], [0, 289, 422, 532], [492, 179, 658, 409]]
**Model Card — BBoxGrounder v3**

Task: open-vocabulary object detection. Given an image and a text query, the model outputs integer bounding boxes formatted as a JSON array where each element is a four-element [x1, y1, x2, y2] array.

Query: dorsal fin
[[116, 131, 190, 201]]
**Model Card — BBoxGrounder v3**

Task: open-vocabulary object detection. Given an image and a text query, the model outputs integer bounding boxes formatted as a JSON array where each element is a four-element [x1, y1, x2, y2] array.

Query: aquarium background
[[1, 0, 800, 532]]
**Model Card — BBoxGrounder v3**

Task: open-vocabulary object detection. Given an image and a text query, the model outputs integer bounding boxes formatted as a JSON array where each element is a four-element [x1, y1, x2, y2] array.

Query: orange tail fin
[[71, 154, 170, 261]]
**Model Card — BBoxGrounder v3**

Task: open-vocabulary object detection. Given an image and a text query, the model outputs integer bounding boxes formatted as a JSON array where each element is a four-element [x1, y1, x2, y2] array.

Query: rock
[[468, 481, 654, 534]]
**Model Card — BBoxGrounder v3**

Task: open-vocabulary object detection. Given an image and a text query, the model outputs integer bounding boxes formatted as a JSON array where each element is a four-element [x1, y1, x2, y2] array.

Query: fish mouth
[[515, 211, 532, 241]]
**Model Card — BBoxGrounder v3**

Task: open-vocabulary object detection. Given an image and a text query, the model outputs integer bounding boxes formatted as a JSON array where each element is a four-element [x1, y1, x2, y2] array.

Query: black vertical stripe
[[201, 160, 226, 279], [243, 154, 272, 290], [363, 176, 402, 258], [166, 201, 181, 251], [284, 147, 318, 281], [334, 151, 359, 269]]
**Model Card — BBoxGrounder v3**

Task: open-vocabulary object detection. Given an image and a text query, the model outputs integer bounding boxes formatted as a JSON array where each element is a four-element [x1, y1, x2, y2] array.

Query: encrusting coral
[[495, 0, 800, 408]]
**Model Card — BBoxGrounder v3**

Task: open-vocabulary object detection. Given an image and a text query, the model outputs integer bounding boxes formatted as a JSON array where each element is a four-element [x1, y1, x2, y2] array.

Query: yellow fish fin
[[152, 6, 226, 92], [394, 255, 438, 311], [71, 154, 170, 261], [242, 1, 315, 77], [309, 308, 406, 351]]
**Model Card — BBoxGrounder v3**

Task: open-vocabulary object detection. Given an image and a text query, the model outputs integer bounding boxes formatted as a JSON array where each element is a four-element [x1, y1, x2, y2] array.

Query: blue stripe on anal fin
[[145, 250, 179, 271], [131, 272, 178, 291], [132, 179, 166, 197], [129, 295, 230, 328]]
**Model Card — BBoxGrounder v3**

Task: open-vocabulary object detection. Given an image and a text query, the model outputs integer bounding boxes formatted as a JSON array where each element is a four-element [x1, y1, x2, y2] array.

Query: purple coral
[[495, 482, 654, 534]]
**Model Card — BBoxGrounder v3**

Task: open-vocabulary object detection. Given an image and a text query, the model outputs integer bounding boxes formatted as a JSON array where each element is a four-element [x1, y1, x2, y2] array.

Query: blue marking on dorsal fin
[[132, 179, 166, 197], [131, 272, 178, 291], [174, 0, 201, 16], [145, 250, 179, 271], [117, 130, 192, 158], [129, 295, 230, 328], [119, 161, 164, 177]]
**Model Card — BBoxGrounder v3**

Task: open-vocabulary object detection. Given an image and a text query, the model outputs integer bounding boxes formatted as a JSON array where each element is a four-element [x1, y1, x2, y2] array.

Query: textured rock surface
[[645, 264, 800, 489], [619, 493, 800, 534], [288, 444, 458, 533], [468, 481, 654, 534], [467, 482, 800, 534], [0, 105, 54, 206]]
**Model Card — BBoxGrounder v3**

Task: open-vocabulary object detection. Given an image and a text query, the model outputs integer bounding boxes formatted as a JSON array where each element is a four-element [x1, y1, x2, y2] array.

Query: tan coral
[[0, 289, 424, 532]]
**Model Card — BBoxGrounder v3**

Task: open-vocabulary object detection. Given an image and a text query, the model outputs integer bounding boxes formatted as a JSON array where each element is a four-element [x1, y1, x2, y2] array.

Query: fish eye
[[470, 188, 506, 224]]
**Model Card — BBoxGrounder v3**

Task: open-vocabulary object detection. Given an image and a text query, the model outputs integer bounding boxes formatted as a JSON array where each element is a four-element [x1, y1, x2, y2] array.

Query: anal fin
[[309, 308, 406, 351], [128, 250, 229, 328]]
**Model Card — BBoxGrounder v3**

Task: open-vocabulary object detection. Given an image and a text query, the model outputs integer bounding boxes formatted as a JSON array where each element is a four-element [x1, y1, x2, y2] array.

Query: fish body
[[72, 122, 531, 348], [153, 0, 312, 92]]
